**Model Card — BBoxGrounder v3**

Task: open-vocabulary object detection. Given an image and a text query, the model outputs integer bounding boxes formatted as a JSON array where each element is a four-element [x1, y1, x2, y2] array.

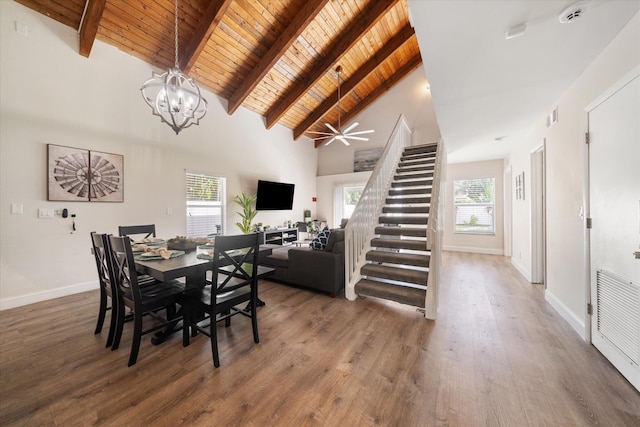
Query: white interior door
[[588, 69, 640, 391]]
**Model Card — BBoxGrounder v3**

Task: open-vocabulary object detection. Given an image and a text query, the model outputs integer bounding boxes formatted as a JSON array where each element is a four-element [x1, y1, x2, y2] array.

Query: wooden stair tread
[[386, 197, 431, 204], [366, 250, 430, 267], [355, 279, 426, 308], [375, 226, 427, 237], [382, 206, 430, 214], [392, 180, 433, 188], [361, 264, 428, 285], [388, 188, 429, 196], [371, 237, 427, 250], [394, 172, 434, 180], [397, 165, 435, 173], [379, 215, 428, 225]]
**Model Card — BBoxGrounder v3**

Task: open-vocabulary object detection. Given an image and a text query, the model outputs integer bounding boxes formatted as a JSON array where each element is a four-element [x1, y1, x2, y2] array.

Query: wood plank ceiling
[[15, 0, 422, 147]]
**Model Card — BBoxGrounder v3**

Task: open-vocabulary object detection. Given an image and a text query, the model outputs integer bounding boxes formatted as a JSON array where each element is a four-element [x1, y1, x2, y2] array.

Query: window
[[343, 185, 363, 218], [333, 184, 364, 225], [186, 171, 226, 238], [453, 178, 495, 234]]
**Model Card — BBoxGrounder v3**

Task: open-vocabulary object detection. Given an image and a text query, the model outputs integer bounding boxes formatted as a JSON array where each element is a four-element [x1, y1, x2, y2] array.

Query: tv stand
[[262, 228, 298, 245]]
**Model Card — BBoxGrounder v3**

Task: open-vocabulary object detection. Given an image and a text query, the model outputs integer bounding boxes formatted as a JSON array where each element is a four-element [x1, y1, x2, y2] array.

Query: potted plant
[[304, 209, 311, 223], [234, 192, 258, 234]]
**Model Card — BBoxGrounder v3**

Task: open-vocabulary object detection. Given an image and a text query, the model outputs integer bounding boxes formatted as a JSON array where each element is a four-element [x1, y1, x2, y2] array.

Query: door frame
[[530, 144, 546, 285], [503, 165, 512, 258]]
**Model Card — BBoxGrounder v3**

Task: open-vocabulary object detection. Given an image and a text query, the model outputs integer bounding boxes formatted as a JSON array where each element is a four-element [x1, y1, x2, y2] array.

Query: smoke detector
[[559, 2, 587, 23]]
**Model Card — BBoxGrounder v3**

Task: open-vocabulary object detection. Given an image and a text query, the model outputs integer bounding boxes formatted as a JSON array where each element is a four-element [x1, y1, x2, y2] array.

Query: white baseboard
[[443, 245, 504, 256], [0, 281, 98, 311], [545, 289, 587, 340], [510, 257, 531, 282]]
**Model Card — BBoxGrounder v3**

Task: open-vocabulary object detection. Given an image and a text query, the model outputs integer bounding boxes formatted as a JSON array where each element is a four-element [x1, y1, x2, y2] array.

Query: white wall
[[507, 12, 640, 338], [443, 160, 504, 255], [0, 2, 317, 308], [316, 66, 441, 176]]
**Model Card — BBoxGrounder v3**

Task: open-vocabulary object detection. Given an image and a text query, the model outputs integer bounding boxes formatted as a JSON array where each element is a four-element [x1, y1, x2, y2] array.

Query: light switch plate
[[11, 203, 23, 214], [38, 208, 55, 218]]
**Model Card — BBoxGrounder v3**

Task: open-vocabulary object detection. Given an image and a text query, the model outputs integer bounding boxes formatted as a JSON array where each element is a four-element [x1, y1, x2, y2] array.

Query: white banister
[[344, 115, 411, 300], [424, 140, 446, 319]]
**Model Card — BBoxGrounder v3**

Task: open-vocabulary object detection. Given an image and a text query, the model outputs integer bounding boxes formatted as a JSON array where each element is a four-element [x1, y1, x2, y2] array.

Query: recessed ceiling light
[[559, 2, 587, 24]]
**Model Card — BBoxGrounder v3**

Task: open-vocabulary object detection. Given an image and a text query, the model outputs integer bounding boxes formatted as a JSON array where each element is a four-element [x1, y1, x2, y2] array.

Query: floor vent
[[596, 269, 640, 365]]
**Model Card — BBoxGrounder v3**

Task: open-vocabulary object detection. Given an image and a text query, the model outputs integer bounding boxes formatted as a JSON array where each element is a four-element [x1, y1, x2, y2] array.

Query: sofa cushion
[[260, 246, 292, 268], [325, 228, 344, 252], [310, 226, 330, 250]]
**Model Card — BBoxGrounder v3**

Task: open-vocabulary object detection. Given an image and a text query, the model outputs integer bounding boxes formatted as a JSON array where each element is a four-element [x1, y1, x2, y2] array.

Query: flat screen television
[[255, 180, 295, 210]]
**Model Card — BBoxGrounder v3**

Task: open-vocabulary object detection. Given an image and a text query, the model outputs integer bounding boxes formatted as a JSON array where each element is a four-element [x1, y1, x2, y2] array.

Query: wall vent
[[596, 269, 640, 365]]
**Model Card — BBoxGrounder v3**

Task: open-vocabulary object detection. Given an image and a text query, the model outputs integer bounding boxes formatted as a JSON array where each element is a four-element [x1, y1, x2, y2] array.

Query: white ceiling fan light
[[308, 65, 375, 146]]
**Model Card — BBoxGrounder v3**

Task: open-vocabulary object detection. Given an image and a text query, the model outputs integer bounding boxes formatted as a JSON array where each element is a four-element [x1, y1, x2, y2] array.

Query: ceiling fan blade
[[325, 123, 340, 134], [342, 122, 359, 134], [347, 129, 375, 135], [324, 137, 337, 146], [345, 136, 369, 141], [342, 138, 350, 146]]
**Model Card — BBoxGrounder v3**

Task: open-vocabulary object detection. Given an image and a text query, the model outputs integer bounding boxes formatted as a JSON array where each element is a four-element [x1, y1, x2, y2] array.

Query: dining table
[[134, 245, 274, 344]]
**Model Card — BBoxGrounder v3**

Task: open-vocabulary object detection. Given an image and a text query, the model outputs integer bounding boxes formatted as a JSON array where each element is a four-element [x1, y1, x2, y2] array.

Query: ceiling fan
[[308, 66, 374, 146]]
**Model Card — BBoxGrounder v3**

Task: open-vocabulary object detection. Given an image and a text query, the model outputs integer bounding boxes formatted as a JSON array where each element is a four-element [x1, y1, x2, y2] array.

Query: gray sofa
[[258, 228, 345, 297]]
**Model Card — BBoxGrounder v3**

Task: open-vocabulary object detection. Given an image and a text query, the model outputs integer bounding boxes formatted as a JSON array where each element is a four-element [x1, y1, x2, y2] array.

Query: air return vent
[[559, 2, 587, 23]]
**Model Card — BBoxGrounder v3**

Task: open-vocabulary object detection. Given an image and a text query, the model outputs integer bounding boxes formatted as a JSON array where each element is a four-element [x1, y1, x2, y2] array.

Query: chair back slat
[[118, 224, 156, 241], [211, 233, 260, 294], [108, 235, 143, 307], [91, 232, 115, 296]]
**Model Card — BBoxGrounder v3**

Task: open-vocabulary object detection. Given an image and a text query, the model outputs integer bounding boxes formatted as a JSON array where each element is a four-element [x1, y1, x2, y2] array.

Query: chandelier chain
[[174, 0, 179, 68]]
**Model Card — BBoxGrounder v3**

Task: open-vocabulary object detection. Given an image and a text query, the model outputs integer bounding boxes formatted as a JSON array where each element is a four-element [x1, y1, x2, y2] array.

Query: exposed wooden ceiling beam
[[265, 0, 400, 130], [78, 0, 106, 58], [294, 24, 415, 140], [180, 0, 232, 74], [314, 52, 423, 148], [227, 0, 330, 116]]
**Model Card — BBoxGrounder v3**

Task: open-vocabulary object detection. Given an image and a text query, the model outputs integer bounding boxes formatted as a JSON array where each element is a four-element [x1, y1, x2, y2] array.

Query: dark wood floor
[[1, 252, 638, 426]]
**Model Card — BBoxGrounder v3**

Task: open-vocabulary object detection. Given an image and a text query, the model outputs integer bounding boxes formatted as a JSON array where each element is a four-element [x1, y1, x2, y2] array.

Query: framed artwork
[[515, 172, 525, 200], [354, 147, 383, 172], [47, 144, 124, 202]]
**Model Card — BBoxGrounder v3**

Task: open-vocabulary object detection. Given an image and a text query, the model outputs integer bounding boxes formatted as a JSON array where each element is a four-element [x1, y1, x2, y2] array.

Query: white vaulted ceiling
[[409, 0, 640, 163]]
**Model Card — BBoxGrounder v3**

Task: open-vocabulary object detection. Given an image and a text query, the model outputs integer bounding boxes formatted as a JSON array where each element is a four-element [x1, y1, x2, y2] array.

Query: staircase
[[354, 144, 436, 308]]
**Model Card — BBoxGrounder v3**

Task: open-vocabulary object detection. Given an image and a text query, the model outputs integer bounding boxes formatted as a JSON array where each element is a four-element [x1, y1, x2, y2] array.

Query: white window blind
[[453, 178, 495, 234], [186, 171, 226, 238]]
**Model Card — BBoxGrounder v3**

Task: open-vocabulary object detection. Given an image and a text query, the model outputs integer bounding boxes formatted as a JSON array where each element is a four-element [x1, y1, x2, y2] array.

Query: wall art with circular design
[[47, 144, 124, 202]]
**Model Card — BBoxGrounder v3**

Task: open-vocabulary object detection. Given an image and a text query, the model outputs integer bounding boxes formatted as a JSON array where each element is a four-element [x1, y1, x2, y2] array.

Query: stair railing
[[344, 115, 411, 300], [424, 140, 446, 319]]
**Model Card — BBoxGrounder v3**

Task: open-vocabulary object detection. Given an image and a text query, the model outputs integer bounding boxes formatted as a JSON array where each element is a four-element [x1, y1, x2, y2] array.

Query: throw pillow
[[310, 226, 331, 250]]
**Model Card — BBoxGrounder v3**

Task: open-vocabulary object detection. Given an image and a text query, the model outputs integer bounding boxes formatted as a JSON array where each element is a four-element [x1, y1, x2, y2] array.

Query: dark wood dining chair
[[90, 232, 119, 348], [108, 235, 185, 367], [118, 224, 156, 241], [182, 233, 262, 367]]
